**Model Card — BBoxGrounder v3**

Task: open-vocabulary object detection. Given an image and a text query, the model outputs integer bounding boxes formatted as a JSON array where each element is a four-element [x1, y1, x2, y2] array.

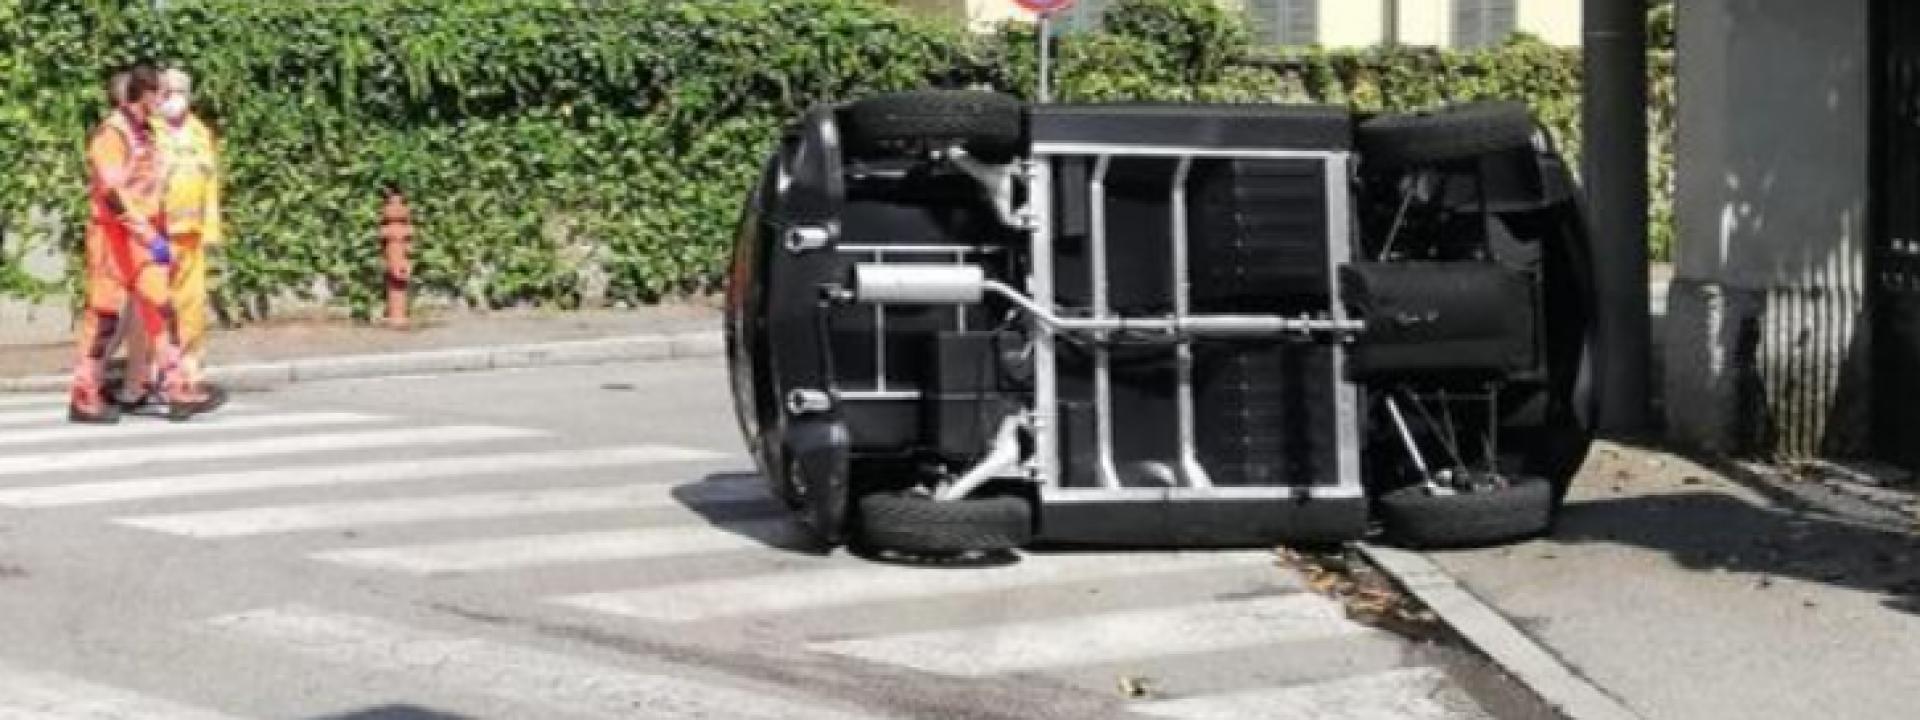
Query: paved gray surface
[[0, 361, 1508, 719], [1429, 444, 1920, 720]]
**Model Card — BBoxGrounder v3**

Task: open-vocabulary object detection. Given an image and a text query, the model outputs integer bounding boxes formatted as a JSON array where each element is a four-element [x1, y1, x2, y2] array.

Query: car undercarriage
[[726, 91, 1597, 557]]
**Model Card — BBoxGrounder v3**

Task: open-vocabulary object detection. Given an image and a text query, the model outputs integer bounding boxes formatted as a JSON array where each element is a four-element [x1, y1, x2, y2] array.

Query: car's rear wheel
[[1357, 101, 1537, 168], [854, 491, 1033, 556], [841, 90, 1024, 161]]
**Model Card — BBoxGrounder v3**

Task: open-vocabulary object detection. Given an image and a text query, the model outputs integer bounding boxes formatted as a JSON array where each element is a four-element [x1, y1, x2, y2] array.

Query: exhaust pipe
[[852, 264, 986, 305]]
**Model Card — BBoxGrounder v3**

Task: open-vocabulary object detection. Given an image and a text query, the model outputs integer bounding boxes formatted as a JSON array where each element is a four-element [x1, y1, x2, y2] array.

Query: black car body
[[727, 92, 1595, 555]]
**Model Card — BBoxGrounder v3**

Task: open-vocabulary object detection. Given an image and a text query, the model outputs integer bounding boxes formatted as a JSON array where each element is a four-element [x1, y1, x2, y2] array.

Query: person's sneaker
[[163, 385, 226, 422], [190, 383, 230, 414], [68, 391, 122, 425], [115, 383, 161, 415], [202, 383, 230, 413]]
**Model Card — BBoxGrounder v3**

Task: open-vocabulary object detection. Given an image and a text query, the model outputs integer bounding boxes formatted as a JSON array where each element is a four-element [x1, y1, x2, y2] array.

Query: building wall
[[1667, 0, 1874, 457], [962, 0, 1028, 30], [1317, 1, 1386, 48], [896, 0, 1581, 47], [892, 0, 1033, 31], [1515, 0, 1580, 46], [1393, 0, 1452, 47]]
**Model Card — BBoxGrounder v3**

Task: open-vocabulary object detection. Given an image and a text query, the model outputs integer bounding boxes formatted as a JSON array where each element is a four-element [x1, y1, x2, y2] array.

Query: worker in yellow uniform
[[70, 63, 214, 423], [123, 67, 227, 413]]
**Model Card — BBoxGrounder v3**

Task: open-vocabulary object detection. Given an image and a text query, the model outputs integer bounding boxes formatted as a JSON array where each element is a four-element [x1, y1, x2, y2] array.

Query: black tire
[[1358, 101, 1536, 168], [1378, 476, 1554, 548], [760, 435, 802, 511], [855, 492, 1034, 555], [1507, 411, 1593, 511], [788, 454, 853, 547], [842, 90, 1024, 160]]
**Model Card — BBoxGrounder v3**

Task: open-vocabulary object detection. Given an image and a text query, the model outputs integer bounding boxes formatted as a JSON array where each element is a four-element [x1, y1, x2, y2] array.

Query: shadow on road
[[671, 471, 829, 557], [1550, 490, 1920, 615], [307, 706, 475, 720]]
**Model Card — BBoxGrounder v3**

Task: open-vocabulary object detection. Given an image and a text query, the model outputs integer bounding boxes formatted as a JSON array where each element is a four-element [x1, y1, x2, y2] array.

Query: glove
[[149, 233, 172, 266]]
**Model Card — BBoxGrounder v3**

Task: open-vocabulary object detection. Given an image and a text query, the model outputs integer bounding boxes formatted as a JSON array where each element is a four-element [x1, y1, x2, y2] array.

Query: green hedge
[[0, 0, 1676, 318], [0, 0, 968, 317]]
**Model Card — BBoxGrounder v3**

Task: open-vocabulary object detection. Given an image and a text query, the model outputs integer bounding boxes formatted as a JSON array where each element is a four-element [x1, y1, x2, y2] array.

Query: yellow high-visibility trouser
[[122, 233, 207, 387], [171, 234, 209, 382]]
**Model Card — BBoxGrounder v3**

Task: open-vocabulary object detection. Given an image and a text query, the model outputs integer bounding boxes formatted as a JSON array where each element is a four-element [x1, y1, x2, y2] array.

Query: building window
[[1453, 0, 1517, 49], [1247, 0, 1319, 47]]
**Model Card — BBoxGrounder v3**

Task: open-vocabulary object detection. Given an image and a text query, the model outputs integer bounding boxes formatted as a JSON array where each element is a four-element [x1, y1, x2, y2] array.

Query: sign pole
[[1015, 0, 1072, 103], [1038, 11, 1053, 104]]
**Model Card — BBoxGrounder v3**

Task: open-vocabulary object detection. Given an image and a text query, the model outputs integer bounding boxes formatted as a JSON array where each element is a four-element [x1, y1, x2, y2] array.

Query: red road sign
[[1013, 0, 1076, 13]]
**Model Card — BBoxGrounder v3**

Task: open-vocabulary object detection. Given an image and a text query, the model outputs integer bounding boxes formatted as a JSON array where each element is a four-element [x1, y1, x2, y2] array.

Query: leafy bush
[[1102, 0, 1249, 87], [1, 0, 965, 318], [0, 0, 1677, 319]]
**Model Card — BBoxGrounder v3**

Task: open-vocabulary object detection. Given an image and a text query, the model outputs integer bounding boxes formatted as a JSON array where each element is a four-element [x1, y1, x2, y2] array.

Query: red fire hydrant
[[379, 187, 413, 329]]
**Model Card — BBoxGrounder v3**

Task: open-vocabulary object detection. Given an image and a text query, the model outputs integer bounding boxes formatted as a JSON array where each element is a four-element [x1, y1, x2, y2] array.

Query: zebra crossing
[[0, 385, 1494, 719]]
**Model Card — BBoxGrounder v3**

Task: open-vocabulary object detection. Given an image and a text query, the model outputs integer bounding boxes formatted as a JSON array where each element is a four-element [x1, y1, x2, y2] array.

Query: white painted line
[[0, 445, 725, 508], [0, 425, 541, 477], [0, 412, 69, 429], [119, 479, 770, 538], [316, 519, 804, 574], [0, 411, 369, 448], [812, 594, 1368, 676], [0, 403, 258, 429], [0, 394, 66, 409], [1133, 667, 1472, 720], [0, 409, 74, 428], [558, 551, 1273, 622], [203, 606, 874, 720], [1357, 544, 1645, 720], [0, 663, 241, 720]]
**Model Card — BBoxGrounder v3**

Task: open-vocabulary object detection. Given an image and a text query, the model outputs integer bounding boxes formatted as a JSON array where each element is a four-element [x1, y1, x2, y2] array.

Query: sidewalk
[[1424, 442, 1920, 720], [0, 301, 724, 391]]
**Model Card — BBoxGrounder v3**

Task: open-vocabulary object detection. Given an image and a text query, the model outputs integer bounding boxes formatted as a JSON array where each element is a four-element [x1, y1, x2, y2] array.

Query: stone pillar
[[0, 206, 75, 347], [1666, 0, 1874, 458]]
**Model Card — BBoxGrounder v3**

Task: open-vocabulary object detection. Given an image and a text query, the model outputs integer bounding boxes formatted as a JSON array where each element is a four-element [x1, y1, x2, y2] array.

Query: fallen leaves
[[1117, 675, 1155, 699], [1275, 546, 1446, 642]]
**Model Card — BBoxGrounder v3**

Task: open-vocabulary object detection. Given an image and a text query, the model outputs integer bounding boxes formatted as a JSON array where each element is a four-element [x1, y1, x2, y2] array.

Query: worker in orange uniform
[[122, 67, 227, 414], [68, 63, 214, 423]]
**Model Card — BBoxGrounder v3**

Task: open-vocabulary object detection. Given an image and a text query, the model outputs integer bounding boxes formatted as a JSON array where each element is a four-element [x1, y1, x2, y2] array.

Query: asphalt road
[[0, 360, 1524, 719]]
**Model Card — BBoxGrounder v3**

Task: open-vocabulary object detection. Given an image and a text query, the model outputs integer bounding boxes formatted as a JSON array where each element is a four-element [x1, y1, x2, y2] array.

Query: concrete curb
[[0, 331, 724, 393], [1357, 543, 1645, 720]]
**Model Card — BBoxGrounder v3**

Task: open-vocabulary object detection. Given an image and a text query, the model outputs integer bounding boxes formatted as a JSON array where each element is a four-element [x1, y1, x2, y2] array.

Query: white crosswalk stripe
[[0, 410, 54, 428], [811, 595, 1370, 676], [0, 388, 1474, 717], [0, 425, 542, 477], [0, 662, 241, 720], [0, 445, 725, 508], [1132, 667, 1474, 720], [557, 551, 1273, 622], [0, 403, 258, 429], [0, 393, 66, 409], [314, 519, 805, 573], [0, 411, 370, 448], [119, 478, 770, 537], [203, 606, 878, 720]]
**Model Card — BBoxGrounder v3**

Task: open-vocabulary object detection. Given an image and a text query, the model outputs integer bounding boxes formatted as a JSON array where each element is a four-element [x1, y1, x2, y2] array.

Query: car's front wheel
[[1377, 476, 1555, 548]]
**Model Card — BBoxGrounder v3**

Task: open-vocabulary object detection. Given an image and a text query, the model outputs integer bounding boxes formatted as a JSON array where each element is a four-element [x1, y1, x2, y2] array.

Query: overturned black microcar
[[726, 92, 1596, 555]]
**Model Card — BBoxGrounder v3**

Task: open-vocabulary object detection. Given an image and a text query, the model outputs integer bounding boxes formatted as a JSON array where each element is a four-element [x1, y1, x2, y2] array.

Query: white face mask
[[161, 95, 189, 120]]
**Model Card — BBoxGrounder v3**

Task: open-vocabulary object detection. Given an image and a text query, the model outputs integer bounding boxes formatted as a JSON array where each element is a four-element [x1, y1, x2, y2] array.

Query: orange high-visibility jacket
[[88, 110, 164, 229], [153, 114, 223, 244]]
